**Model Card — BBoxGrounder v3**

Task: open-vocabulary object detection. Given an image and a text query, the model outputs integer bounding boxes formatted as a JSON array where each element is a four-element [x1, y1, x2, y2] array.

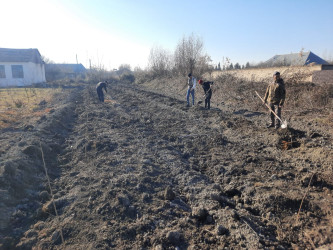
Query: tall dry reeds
[[212, 73, 333, 113]]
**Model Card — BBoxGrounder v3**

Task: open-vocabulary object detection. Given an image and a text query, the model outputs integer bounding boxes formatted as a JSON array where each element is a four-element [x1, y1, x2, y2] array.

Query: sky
[[1, 0, 333, 70]]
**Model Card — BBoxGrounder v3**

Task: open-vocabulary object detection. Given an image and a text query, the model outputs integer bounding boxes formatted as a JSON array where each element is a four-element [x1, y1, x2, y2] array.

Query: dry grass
[[104, 99, 118, 104], [211, 73, 333, 115], [0, 88, 61, 128]]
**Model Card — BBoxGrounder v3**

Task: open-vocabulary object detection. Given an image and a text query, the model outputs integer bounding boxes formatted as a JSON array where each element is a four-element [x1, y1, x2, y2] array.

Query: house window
[[11, 65, 24, 78], [0, 65, 5, 78]]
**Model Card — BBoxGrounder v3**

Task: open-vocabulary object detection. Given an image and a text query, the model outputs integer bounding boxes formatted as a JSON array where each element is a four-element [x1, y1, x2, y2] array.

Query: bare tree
[[173, 33, 205, 75], [41, 55, 54, 64], [148, 45, 172, 76], [117, 64, 134, 83], [223, 57, 231, 70], [196, 54, 213, 76], [118, 64, 131, 71]]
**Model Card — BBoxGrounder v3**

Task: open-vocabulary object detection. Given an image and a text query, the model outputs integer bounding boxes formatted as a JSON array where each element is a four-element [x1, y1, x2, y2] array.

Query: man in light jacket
[[186, 73, 197, 107]]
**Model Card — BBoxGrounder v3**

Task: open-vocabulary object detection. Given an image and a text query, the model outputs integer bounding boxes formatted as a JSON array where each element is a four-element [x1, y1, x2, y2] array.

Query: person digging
[[198, 79, 214, 109], [96, 80, 108, 102], [263, 71, 286, 129]]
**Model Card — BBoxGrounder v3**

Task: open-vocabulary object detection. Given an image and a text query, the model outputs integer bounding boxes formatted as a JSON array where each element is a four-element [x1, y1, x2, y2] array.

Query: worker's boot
[[267, 114, 275, 128]]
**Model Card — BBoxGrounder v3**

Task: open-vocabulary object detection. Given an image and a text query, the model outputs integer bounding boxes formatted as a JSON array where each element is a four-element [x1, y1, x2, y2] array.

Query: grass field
[[0, 88, 61, 128]]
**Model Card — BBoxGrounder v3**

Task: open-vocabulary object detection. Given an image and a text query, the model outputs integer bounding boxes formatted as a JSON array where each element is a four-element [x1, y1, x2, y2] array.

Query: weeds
[[296, 172, 315, 223], [14, 99, 24, 108], [287, 82, 333, 110], [40, 142, 65, 245], [212, 73, 333, 115], [0, 88, 61, 128]]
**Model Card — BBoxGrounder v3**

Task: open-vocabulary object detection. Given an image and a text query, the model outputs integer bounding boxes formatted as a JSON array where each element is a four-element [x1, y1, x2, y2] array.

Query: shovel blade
[[281, 121, 288, 129]]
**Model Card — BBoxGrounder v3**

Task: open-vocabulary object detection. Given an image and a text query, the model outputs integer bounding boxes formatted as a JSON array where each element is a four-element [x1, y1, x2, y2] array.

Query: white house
[[0, 48, 46, 87]]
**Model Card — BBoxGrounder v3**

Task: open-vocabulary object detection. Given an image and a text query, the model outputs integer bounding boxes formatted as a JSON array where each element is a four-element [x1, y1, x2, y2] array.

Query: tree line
[[148, 33, 212, 77], [147, 34, 256, 78], [214, 61, 252, 71]]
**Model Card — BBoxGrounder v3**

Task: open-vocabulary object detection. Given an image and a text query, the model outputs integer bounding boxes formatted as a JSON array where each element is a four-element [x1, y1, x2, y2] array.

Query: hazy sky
[[1, 0, 332, 70]]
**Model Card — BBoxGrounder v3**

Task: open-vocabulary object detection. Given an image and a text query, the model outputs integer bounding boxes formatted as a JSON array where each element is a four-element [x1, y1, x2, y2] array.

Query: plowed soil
[[0, 81, 332, 249]]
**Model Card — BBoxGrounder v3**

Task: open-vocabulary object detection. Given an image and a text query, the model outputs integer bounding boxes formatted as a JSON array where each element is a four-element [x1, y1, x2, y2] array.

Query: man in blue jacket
[[186, 73, 197, 107]]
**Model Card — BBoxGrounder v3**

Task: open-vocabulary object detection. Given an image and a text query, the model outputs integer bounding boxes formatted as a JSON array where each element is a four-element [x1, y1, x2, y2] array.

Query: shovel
[[198, 87, 211, 105], [255, 91, 287, 129]]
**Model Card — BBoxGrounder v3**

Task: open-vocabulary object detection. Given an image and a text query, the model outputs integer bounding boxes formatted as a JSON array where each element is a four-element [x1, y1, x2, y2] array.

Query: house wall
[[321, 65, 333, 70], [0, 62, 46, 87]]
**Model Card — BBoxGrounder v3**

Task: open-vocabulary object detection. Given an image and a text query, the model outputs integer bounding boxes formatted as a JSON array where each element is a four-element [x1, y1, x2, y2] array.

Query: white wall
[[0, 62, 46, 87]]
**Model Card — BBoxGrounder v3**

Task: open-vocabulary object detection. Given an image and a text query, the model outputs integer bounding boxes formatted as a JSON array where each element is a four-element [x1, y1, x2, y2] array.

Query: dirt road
[[1, 82, 332, 249]]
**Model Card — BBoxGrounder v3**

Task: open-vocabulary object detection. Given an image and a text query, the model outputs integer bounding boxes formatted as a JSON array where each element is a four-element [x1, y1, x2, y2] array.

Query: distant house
[[263, 51, 328, 67], [45, 63, 86, 81], [0, 48, 46, 87]]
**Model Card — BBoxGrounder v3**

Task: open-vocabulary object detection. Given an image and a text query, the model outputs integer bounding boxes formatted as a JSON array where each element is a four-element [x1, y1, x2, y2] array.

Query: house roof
[[264, 51, 328, 66], [0, 48, 44, 64], [45, 64, 86, 73]]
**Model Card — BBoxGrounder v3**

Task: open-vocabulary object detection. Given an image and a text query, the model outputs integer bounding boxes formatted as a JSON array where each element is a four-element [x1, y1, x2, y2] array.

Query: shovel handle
[[204, 87, 212, 96], [255, 91, 284, 124]]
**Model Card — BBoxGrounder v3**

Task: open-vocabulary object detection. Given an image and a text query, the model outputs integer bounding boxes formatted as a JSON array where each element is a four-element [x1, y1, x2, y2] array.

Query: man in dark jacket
[[198, 79, 214, 109], [96, 81, 108, 102], [264, 72, 286, 128]]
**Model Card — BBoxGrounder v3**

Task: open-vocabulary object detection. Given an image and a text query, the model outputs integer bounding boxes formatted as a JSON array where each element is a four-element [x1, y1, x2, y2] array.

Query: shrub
[[14, 100, 24, 108], [134, 70, 155, 85], [311, 84, 333, 107], [120, 73, 135, 84]]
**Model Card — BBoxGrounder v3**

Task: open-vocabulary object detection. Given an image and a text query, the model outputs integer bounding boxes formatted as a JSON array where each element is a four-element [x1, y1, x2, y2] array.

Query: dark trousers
[[205, 97, 211, 109], [204, 91, 212, 109], [269, 103, 281, 127], [97, 89, 104, 102]]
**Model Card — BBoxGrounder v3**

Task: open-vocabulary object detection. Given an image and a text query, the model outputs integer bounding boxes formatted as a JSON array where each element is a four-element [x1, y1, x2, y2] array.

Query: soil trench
[[0, 82, 332, 249]]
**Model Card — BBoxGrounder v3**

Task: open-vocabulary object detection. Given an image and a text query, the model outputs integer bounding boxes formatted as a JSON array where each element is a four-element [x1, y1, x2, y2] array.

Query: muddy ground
[[0, 80, 332, 249]]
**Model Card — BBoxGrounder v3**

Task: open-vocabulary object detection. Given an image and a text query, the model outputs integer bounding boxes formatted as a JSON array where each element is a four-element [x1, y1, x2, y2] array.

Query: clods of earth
[[0, 81, 332, 249]]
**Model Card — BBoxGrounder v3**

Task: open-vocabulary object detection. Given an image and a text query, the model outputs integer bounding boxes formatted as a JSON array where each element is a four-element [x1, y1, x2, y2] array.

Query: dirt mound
[[276, 127, 306, 150], [0, 90, 77, 247]]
